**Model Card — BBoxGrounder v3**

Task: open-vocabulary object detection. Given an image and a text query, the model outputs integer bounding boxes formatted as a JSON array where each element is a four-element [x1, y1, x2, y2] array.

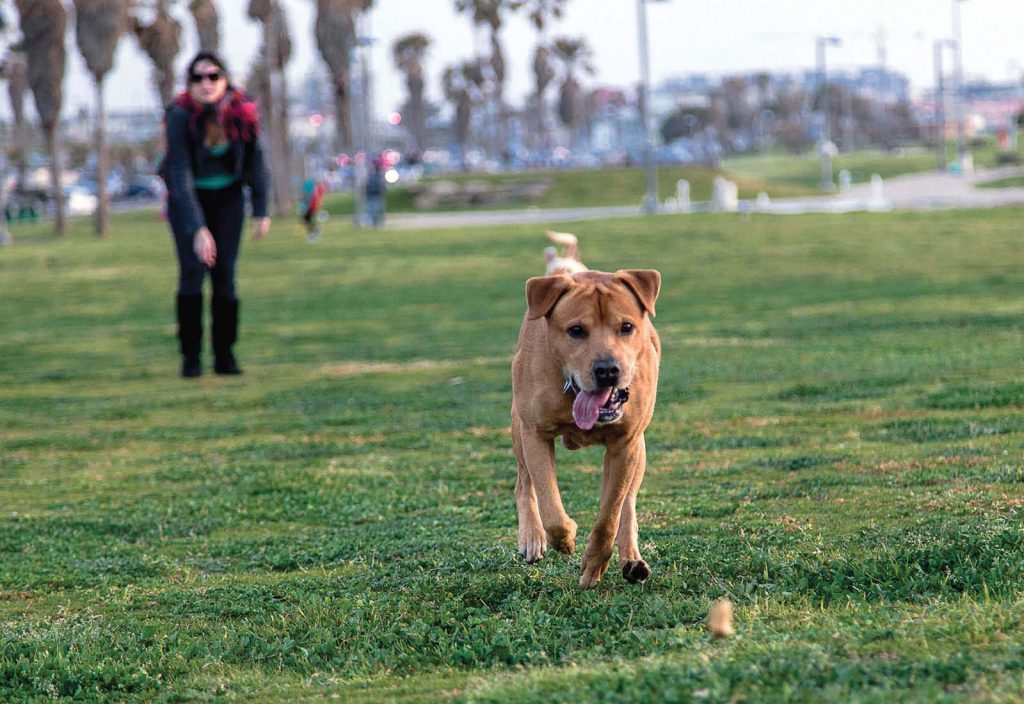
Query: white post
[[676, 178, 690, 212]]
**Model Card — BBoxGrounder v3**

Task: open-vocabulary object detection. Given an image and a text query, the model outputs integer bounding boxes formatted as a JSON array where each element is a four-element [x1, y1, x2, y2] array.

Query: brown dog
[[511, 263, 661, 588]]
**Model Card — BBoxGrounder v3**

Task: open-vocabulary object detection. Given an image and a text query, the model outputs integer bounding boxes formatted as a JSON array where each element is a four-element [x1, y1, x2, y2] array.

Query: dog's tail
[[545, 230, 578, 248]]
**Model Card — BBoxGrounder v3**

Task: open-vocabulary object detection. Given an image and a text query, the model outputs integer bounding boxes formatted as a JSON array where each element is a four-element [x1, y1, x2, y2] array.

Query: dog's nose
[[592, 359, 620, 388]]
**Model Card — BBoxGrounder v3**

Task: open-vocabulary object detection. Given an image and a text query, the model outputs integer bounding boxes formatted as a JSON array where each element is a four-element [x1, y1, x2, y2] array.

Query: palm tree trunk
[[334, 81, 352, 154], [0, 152, 10, 246], [94, 78, 110, 236], [263, 18, 290, 217], [44, 125, 67, 235]]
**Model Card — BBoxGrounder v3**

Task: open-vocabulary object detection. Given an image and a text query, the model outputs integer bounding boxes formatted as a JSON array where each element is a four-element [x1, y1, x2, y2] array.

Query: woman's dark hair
[[185, 51, 230, 85]]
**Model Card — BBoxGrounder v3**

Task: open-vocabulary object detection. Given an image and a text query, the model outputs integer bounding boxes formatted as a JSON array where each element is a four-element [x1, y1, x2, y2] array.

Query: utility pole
[[933, 39, 955, 171], [351, 13, 374, 227], [816, 35, 841, 192], [875, 25, 889, 150], [951, 0, 969, 171], [637, 0, 667, 215]]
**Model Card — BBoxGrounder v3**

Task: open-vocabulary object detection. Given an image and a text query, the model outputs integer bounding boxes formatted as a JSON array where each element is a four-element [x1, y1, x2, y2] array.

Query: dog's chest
[[557, 422, 624, 450]]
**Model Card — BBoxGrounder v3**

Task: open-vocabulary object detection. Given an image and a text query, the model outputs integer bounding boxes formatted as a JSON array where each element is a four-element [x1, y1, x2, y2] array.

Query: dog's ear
[[615, 269, 661, 317], [525, 274, 573, 319]]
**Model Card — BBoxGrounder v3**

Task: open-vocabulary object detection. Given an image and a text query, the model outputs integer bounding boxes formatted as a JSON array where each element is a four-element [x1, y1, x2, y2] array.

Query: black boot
[[176, 294, 203, 377], [212, 296, 242, 375]]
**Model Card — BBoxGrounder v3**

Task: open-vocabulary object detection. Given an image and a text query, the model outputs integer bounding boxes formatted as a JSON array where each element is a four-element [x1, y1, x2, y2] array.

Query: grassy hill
[[2, 206, 1024, 701]]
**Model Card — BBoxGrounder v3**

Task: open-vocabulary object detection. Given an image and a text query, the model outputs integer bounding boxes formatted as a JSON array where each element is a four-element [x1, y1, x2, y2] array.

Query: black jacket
[[163, 104, 268, 237]]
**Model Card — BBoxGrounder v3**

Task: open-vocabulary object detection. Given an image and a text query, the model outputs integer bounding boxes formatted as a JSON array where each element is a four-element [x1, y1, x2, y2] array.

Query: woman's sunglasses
[[190, 71, 223, 84]]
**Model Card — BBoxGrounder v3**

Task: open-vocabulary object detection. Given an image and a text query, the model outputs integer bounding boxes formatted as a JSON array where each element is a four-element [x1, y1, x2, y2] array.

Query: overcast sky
[[47, 0, 1024, 119]]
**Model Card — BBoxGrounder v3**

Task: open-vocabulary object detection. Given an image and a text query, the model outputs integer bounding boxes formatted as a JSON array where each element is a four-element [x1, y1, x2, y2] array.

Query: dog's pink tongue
[[572, 388, 614, 430]]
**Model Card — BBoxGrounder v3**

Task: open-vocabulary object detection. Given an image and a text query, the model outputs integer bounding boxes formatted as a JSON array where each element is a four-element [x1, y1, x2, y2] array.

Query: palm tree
[[530, 44, 554, 147], [74, 0, 130, 237], [1, 49, 28, 188], [521, 0, 565, 30], [453, 0, 522, 156], [522, 0, 565, 149], [391, 32, 430, 151], [131, 0, 181, 107], [15, 0, 68, 234], [188, 0, 219, 52], [551, 36, 594, 147], [314, 0, 372, 153], [248, 0, 293, 216], [442, 61, 479, 165]]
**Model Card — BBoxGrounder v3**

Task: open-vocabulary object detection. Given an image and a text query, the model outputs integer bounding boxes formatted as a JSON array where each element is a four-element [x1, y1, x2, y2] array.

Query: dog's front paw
[[621, 559, 652, 584], [545, 518, 577, 555], [579, 544, 613, 589], [519, 526, 547, 564]]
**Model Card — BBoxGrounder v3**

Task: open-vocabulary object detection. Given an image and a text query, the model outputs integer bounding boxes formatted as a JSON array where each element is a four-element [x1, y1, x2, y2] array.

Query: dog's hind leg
[[513, 416, 577, 560], [615, 435, 652, 585], [581, 440, 645, 588]]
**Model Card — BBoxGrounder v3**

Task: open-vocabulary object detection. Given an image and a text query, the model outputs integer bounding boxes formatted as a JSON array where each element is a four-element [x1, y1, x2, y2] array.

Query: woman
[[163, 51, 270, 377]]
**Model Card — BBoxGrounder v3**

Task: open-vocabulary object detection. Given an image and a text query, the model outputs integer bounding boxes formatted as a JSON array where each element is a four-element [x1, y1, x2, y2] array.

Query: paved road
[[384, 204, 644, 229], [843, 166, 1024, 210]]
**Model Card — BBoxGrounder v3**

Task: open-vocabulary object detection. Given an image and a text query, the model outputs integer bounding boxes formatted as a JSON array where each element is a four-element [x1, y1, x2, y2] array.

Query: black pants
[[169, 183, 245, 299]]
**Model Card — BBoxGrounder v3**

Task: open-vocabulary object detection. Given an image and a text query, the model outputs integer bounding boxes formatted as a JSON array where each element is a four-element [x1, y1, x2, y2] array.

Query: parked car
[[64, 187, 98, 216], [121, 175, 163, 200]]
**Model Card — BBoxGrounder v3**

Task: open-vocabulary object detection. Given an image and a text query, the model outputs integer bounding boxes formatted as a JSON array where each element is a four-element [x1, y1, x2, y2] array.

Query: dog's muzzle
[[567, 376, 630, 430]]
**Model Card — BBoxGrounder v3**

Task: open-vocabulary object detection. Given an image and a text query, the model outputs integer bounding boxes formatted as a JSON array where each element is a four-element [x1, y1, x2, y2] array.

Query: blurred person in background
[[365, 157, 386, 228]]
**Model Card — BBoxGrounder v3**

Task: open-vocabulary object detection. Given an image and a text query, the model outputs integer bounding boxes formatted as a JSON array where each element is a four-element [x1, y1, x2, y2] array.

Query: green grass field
[[2, 205, 1024, 702], [324, 140, 1023, 216], [722, 139, 1021, 192], [322, 163, 816, 216], [977, 175, 1024, 190]]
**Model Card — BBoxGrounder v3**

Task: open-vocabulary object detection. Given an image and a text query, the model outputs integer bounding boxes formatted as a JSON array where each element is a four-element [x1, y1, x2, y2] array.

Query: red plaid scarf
[[172, 88, 261, 143]]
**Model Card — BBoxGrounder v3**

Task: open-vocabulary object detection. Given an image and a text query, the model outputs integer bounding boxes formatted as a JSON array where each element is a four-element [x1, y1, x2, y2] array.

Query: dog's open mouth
[[572, 387, 630, 430]]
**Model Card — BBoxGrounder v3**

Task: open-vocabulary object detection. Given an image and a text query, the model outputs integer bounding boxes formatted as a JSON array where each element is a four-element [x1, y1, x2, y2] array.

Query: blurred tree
[[314, 0, 372, 153], [531, 44, 555, 138], [74, 0, 131, 237], [1, 49, 28, 188], [391, 32, 430, 151], [15, 0, 68, 234], [521, 0, 565, 31], [551, 36, 594, 146], [0, 10, 14, 244], [442, 61, 479, 164], [721, 76, 752, 132], [248, 0, 293, 216], [659, 106, 709, 143], [131, 0, 182, 107], [522, 0, 565, 148], [454, 0, 523, 158], [188, 0, 219, 52]]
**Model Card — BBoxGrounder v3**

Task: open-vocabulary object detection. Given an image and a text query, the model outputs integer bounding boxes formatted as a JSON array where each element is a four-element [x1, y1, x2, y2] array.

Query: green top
[[194, 173, 238, 190]]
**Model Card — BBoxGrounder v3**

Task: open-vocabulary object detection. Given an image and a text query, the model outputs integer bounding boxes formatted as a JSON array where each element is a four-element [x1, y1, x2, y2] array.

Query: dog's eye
[[620, 322, 635, 335], [567, 325, 587, 339]]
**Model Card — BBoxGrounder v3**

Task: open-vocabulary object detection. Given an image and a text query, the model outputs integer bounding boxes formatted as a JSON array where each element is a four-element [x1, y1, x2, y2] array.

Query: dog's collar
[[562, 372, 580, 395]]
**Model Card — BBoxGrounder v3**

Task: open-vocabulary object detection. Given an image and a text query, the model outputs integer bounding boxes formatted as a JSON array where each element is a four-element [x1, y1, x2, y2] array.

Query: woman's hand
[[193, 227, 216, 267], [252, 217, 271, 241]]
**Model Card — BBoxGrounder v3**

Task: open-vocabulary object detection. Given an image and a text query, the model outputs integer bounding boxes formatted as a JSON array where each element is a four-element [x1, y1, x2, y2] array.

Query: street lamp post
[[637, 0, 667, 215], [951, 0, 969, 172], [933, 39, 955, 171], [351, 16, 375, 227], [816, 35, 841, 192]]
